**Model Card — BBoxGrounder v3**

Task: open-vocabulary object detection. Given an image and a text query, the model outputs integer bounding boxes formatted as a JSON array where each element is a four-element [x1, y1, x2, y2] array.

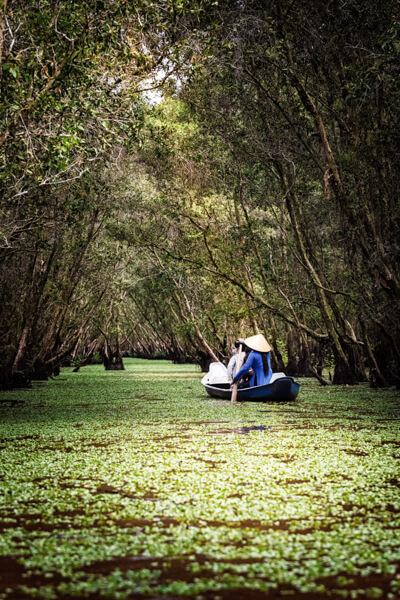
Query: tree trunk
[[268, 315, 285, 372], [359, 320, 390, 388], [101, 344, 125, 370], [282, 172, 358, 384], [285, 327, 299, 377], [72, 339, 102, 372], [0, 0, 7, 73], [175, 290, 220, 363], [333, 352, 359, 385]]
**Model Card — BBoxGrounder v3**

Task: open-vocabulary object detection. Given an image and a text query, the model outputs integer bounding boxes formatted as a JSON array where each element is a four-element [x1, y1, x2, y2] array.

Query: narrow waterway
[[0, 359, 399, 599]]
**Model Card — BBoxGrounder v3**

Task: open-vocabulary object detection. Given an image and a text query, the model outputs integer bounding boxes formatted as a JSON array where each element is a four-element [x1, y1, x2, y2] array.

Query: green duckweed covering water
[[0, 359, 400, 599]]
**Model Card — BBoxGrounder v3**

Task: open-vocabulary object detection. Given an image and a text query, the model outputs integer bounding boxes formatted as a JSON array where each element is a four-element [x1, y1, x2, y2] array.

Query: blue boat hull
[[203, 377, 300, 402]]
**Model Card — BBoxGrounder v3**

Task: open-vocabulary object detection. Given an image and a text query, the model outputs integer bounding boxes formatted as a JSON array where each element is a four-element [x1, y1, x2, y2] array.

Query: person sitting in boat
[[227, 338, 246, 383], [232, 334, 272, 388]]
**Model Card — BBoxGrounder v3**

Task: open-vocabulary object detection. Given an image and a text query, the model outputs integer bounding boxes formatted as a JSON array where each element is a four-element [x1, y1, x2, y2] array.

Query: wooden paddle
[[230, 343, 242, 403]]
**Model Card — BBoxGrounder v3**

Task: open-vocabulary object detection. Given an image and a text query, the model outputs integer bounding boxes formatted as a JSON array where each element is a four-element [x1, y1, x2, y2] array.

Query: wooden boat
[[202, 377, 300, 402]]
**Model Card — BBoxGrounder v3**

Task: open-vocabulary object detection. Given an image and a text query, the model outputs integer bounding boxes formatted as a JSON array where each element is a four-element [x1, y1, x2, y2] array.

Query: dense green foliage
[[0, 0, 399, 387], [0, 360, 400, 598], [138, 0, 400, 385], [0, 0, 143, 386]]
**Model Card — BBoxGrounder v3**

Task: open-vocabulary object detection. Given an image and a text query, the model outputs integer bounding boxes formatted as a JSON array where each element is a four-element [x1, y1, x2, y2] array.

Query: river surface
[[0, 358, 399, 599]]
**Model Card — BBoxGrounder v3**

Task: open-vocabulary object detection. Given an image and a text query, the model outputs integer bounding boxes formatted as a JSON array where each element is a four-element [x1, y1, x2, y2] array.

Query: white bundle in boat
[[201, 362, 228, 385], [201, 362, 288, 387]]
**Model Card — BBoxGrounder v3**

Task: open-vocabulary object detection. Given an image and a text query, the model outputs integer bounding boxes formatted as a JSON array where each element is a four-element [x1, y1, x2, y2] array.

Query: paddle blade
[[231, 382, 238, 403]]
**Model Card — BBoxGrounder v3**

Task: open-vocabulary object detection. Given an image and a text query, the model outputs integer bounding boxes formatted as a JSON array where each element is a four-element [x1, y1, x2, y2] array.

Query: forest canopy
[[1, 0, 399, 389]]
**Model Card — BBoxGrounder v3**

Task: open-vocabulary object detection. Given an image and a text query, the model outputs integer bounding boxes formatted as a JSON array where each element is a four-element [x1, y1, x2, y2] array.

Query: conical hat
[[244, 334, 271, 353]]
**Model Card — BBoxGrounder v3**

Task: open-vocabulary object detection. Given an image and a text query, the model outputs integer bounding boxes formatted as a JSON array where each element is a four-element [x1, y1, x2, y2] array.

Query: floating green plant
[[0, 359, 399, 599]]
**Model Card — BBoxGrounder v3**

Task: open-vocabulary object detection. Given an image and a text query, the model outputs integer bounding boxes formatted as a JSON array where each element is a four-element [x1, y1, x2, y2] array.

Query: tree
[[2, 0, 399, 388], [0, 0, 161, 387], [146, 0, 400, 385]]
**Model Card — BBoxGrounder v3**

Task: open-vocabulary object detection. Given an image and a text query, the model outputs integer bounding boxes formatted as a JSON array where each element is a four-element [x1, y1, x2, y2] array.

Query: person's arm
[[233, 352, 254, 383]]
